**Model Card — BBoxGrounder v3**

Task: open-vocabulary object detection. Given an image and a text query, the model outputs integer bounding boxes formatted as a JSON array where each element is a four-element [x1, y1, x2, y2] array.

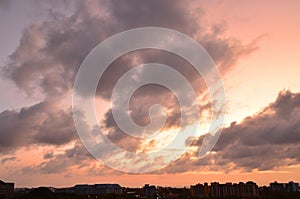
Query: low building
[[54, 187, 73, 194], [0, 180, 14, 199], [94, 184, 123, 194], [66, 183, 123, 195], [73, 184, 92, 195]]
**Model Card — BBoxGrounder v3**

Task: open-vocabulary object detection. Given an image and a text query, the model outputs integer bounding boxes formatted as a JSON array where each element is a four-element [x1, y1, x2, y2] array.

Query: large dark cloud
[[12, 90, 300, 176], [0, 101, 77, 154], [3, 0, 257, 98], [1, 0, 261, 173], [213, 90, 300, 170], [104, 0, 199, 34], [159, 90, 300, 173]]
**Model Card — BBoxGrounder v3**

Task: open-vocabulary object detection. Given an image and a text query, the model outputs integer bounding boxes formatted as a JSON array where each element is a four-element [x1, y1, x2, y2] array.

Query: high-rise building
[[210, 182, 221, 197], [190, 183, 205, 198], [203, 182, 210, 197], [244, 181, 259, 198], [223, 182, 234, 197], [285, 181, 299, 192], [270, 181, 285, 192], [190, 181, 258, 198]]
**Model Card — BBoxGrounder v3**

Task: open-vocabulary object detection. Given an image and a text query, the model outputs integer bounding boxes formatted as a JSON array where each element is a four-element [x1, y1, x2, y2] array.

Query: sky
[[0, 0, 300, 188]]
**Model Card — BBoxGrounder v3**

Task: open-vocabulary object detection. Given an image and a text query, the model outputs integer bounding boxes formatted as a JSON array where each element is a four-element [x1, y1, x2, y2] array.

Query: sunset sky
[[0, 0, 300, 188]]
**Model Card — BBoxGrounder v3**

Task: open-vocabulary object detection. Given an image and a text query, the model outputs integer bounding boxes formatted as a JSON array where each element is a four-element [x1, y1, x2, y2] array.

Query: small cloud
[[1, 156, 16, 164], [43, 152, 54, 159]]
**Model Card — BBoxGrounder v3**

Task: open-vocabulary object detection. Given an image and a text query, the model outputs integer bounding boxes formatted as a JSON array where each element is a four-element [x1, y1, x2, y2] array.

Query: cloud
[[0, 101, 77, 154], [2, 1, 259, 150], [3, 0, 258, 98], [213, 90, 300, 170], [1, 156, 17, 164], [43, 152, 54, 159], [21, 141, 119, 176], [1, 0, 262, 175], [16, 90, 300, 176], [38, 142, 92, 174], [159, 90, 300, 173]]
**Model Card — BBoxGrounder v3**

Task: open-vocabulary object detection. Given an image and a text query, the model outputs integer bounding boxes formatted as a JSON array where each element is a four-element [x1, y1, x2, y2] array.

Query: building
[[210, 182, 221, 197], [54, 187, 73, 194], [269, 181, 300, 193], [0, 180, 14, 199], [270, 181, 285, 192], [244, 181, 259, 198], [232, 183, 240, 197], [94, 184, 123, 194], [222, 183, 234, 197], [190, 183, 205, 198], [203, 182, 210, 197], [285, 181, 299, 192], [73, 184, 92, 195], [190, 181, 258, 198], [61, 184, 123, 195], [143, 184, 157, 198]]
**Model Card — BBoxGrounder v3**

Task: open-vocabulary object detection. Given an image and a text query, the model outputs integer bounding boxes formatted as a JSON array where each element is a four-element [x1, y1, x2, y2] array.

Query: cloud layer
[[0, 101, 76, 153], [160, 90, 300, 173], [0, 0, 285, 177]]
